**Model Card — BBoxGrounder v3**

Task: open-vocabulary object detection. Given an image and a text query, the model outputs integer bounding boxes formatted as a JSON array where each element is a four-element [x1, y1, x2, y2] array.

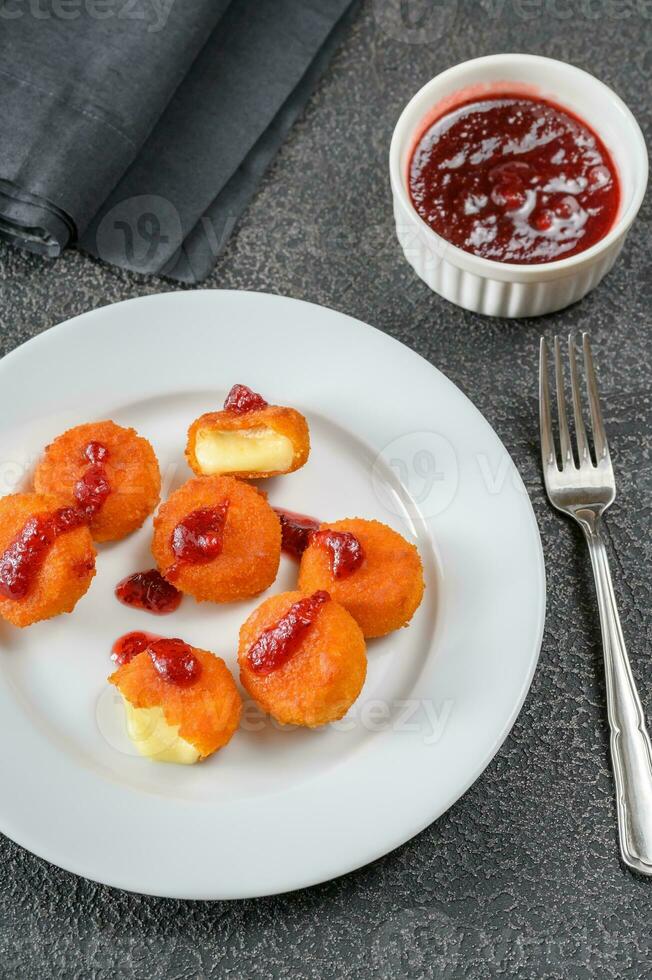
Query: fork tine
[[539, 338, 555, 468], [554, 336, 573, 468], [583, 333, 610, 461], [568, 334, 590, 464]]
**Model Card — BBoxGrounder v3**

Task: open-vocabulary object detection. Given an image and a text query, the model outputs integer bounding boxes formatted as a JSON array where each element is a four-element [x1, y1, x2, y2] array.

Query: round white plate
[[0, 291, 545, 899]]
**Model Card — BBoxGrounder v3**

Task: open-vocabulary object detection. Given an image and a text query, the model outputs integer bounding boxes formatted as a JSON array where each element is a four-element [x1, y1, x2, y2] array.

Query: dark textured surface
[[0, 2, 651, 977]]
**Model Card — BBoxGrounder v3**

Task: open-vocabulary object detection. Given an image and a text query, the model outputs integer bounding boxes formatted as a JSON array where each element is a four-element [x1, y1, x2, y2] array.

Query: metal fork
[[540, 333, 652, 875]]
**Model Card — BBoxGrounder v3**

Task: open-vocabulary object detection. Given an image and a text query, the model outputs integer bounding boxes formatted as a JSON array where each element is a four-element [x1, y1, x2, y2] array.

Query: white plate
[[0, 290, 545, 899]]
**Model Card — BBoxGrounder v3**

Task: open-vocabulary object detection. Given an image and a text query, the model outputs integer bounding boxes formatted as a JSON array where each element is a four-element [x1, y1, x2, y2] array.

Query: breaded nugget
[[110, 638, 242, 763], [152, 475, 281, 602], [238, 589, 366, 727], [0, 492, 96, 627], [298, 518, 425, 638], [186, 384, 310, 479], [33, 420, 161, 543]]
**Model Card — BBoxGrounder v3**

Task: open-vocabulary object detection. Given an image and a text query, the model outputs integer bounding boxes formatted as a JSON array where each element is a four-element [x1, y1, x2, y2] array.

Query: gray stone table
[[1, 2, 651, 977]]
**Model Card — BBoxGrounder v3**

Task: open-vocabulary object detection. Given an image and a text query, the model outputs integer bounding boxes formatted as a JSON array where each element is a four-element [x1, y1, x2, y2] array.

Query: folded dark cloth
[[0, 0, 356, 282]]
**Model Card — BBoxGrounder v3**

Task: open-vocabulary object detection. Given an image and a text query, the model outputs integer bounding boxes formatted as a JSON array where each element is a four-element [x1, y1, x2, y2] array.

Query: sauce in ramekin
[[409, 94, 620, 264]]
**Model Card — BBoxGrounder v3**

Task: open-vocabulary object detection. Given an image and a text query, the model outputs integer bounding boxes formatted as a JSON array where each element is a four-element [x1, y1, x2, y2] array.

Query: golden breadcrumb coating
[[110, 645, 242, 759], [34, 420, 161, 543], [186, 403, 310, 479], [0, 492, 96, 627], [152, 475, 281, 602], [238, 590, 367, 728], [298, 518, 425, 638]]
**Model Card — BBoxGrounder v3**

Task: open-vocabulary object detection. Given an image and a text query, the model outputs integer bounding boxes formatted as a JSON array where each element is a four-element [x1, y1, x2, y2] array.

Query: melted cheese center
[[195, 426, 294, 475], [123, 698, 200, 765]]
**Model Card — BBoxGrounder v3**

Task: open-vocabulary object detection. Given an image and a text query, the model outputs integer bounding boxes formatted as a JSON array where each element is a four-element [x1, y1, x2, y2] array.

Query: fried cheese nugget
[[152, 475, 281, 602], [34, 420, 161, 543], [238, 589, 366, 728], [186, 384, 310, 479], [298, 518, 425, 638], [110, 636, 241, 764], [0, 492, 96, 627]]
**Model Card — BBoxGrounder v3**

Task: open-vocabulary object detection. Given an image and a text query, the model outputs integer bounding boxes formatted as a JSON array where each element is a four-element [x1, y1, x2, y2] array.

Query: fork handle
[[583, 518, 652, 875]]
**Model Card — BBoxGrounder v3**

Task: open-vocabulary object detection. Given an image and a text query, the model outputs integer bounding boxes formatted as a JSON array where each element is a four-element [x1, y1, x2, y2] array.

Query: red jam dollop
[[111, 630, 162, 666], [115, 569, 182, 615], [273, 507, 320, 559], [247, 590, 330, 675], [74, 441, 111, 519], [0, 507, 85, 600], [223, 383, 268, 414], [314, 529, 365, 579], [170, 502, 229, 567], [409, 94, 620, 264], [111, 632, 201, 686], [148, 637, 202, 686]]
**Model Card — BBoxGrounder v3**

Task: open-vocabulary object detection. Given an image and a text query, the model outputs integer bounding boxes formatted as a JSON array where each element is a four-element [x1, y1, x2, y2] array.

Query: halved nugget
[[186, 384, 310, 479], [109, 635, 242, 764]]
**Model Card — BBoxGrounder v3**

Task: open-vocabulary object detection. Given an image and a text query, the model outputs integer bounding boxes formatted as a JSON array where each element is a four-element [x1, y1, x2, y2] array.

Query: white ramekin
[[389, 54, 648, 318]]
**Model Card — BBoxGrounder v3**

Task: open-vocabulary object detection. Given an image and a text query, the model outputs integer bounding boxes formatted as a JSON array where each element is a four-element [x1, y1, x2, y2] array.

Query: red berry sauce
[[0, 507, 86, 600], [409, 94, 620, 264], [0, 441, 111, 603], [148, 637, 202, 686], [111, 630, 162, 666], [314, 530, 365, 579], [223, 384, 268, 414], [111, 632, 202, 686], [273, 507, 320, 560], [169, 502, 229, 574], [115, 569, 182, 615], [247, 590, 330, 675], [74, 441, 111, 519]]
